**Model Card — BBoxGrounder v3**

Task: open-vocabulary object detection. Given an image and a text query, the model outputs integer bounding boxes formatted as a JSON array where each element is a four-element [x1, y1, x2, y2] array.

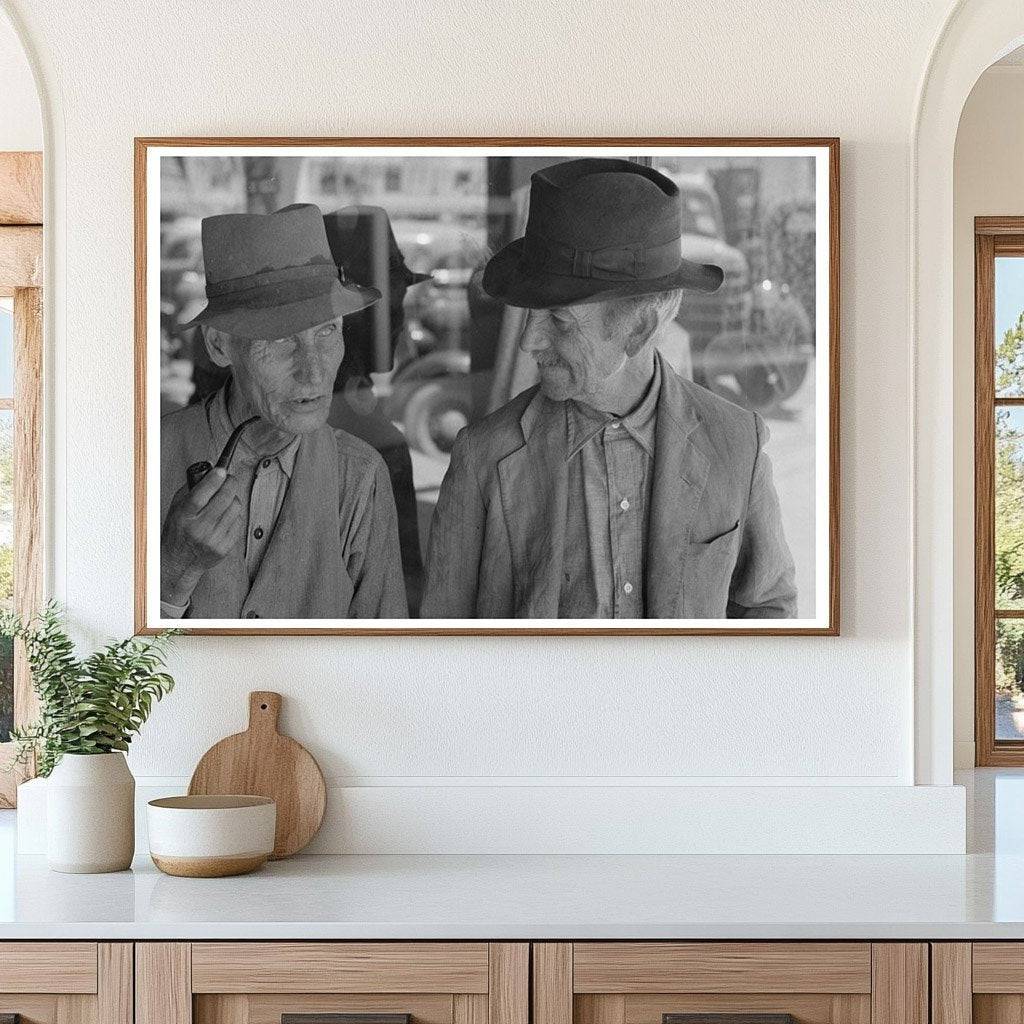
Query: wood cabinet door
[[0, 942, 132, 1024], [935, 942, 1024, 1024], [534, 944, 928, 1024], [136, 943, 528, 1024]]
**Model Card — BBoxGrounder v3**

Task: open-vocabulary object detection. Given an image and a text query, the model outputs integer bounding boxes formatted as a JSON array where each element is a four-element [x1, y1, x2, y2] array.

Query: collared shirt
[[161, 387, 301, 617], [557, 358, 660, 618]]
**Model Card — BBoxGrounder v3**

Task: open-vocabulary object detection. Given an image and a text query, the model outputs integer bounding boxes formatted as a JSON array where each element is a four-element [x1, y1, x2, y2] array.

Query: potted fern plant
[[3, 603, 177, 873]]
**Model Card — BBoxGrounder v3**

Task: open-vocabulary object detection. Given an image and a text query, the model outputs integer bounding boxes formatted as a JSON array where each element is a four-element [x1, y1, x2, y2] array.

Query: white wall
[[0, 0, 974, 851], [0, 8, 40, 151], [952, 65, 1024, 768]]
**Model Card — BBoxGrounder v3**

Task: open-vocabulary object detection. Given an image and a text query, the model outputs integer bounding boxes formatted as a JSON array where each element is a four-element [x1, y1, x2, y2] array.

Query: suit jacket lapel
[[496, 392, 568, 617], [645, 357, 710, 618]]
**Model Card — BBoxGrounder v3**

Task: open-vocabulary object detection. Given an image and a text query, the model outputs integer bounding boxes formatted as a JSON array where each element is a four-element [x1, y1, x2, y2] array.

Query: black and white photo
[[136, 140, 838, 634]]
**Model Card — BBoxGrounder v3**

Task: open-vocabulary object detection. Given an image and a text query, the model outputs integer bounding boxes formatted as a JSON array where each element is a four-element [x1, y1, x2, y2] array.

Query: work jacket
[[421, 354, 797, 619], [160, 394, 407, 621]]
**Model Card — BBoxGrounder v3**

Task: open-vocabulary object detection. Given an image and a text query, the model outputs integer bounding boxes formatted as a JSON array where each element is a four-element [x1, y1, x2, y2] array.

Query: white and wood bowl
[[147, 795, 276, 877]]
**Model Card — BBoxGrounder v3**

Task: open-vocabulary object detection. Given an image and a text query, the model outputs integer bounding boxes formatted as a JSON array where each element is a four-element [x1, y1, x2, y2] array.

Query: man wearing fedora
[[421, 158, 797, 619], [159, 203, 407, 620]]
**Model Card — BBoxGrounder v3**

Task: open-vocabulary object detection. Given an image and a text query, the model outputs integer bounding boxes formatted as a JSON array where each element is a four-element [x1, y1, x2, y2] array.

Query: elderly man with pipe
[[421, 159, 796, 619], [160, 203, 407, 620]]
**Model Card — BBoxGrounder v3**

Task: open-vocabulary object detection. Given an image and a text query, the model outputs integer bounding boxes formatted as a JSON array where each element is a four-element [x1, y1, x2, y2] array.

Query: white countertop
[[1, 769, 1022, 941], [0, 847, 1022, 940]]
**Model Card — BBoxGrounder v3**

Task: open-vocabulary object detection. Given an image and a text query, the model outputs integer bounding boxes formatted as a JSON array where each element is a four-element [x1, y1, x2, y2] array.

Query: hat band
[[521, 234, 681, 281], [206, 261, 337, 299]]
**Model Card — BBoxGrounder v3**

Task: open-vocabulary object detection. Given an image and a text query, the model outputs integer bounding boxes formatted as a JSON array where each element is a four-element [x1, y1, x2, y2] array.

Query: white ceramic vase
[[46, 752, 135, 873]]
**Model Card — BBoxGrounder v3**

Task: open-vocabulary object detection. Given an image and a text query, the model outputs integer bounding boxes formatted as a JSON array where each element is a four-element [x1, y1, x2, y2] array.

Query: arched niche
[[914, 0, 1024, 784]]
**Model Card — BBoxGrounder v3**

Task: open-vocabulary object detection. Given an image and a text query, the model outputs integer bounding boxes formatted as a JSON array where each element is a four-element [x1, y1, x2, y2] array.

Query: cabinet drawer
[[0, 942, 130, 1024], [139, 942, 528, 1024], [534, 943, 925, 1024], [0, 942, 98, 993]]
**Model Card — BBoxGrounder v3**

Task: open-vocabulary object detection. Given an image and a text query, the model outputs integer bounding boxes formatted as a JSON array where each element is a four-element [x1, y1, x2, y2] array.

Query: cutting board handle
[[248, 691, 282, 734]]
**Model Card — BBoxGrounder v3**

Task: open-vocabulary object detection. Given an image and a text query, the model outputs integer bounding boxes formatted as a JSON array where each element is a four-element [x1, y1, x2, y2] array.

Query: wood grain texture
[[535, 944, 573, 1024], [206, 993, 453, 1024], [134, 135, 840, 637], [193, 995, 249, 1024], [975, 996, 1024, 1024], [831, 995, 872, 1024], [454, 994, 488, 1024], [0, 285, 42, 806], [489, 943, 528, 1024], [0, 995, 60, 1024], [972, 944, 1024, 992], [56, 995, 95, 1024], [188, 691, 326, 859], [573, 943, 872, 994], [136, 943, 192, 1024], [98, 945, 133, 1024], [870, 945, 927, 1024], [0, 226, 41, 293], [191, 942, 489, 994], [0, 943, 97, 993], [931, 944, 971, 1024], [577, 996, 626, 1024], [622, 994, 837, 1024], [976, 228, 999, 765], [0, 152, 42, 224]]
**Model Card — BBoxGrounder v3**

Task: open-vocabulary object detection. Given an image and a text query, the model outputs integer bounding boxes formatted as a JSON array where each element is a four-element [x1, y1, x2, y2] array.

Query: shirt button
[[261, 459, 271, 469], [253, 527, 264, 540], [245, 610, 259, 618], [623, 582, 633, 595], [620, 498, 630, 511], [610, 421, 621, 430]]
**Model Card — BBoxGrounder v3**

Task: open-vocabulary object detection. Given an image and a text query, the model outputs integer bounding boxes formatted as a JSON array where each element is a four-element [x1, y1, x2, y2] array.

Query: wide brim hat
[[483, 158, 724, 309], [182, 203, 381, 341], [322, 204, 432, 291]]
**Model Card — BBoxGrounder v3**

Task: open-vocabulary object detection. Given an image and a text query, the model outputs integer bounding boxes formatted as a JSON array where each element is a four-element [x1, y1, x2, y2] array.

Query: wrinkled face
[[518, 302, 630, 402], [219, 317, 346, 434]]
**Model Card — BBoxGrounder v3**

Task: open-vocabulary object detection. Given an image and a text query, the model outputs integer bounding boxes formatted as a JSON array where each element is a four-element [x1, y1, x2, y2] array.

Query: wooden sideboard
[[4, 939, 1021, 1024]]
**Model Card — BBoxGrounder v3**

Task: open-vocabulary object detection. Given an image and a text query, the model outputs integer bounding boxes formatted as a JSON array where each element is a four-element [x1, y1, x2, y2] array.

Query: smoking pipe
[[186, 415, 260, 490]]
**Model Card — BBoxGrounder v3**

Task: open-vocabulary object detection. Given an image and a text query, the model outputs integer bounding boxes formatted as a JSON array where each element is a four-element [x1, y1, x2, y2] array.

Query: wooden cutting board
[[188, 691, 326, 859]]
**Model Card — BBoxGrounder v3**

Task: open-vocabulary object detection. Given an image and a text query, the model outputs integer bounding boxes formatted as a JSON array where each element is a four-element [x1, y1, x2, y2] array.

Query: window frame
[[0, 151, 43, 807]]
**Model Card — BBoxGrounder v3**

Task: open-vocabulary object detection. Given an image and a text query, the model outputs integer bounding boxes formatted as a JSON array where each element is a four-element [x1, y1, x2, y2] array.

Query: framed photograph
[[135, 137, 839, 635]]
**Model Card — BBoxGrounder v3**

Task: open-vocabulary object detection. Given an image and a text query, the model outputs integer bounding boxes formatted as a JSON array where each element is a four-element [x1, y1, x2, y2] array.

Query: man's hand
[[160, 468, 243, 606]]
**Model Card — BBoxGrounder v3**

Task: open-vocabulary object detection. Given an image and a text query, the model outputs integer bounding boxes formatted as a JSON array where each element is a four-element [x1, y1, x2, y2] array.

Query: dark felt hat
[[182, 203, 381, 341], [322, 204, 432, 290], [483, 158, 724, 308]]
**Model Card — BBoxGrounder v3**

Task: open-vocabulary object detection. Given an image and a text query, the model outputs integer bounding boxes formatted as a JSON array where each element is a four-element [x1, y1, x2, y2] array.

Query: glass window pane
[[997, 407, 1024, 609], [0, 409, 10, 742], [996, 256, 1024, 396], [0, 300, 13, 399], [998, 619, 1024, 739]]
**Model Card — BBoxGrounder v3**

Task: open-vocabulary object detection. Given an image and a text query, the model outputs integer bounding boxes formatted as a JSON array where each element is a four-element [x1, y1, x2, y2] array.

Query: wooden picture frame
[[135, 137, 839, 636]]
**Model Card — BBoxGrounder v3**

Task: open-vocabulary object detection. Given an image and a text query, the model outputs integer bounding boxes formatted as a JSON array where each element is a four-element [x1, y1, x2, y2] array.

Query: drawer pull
[[283, 1016, 411, 1024], [665, 1016, 796, 1024]]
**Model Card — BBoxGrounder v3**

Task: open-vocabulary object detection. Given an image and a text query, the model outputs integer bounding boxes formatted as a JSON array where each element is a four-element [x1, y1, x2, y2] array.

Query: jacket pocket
[[682, 521, 742, 617]]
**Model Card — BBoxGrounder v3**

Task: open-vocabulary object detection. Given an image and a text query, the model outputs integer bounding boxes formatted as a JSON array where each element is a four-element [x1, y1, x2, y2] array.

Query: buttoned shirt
[[557, 358, 660, 618], [161, 389, 301, 617]]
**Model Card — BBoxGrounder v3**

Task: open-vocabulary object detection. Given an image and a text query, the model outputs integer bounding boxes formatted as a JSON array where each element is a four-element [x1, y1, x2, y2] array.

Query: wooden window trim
[[0, 151, 43, 807], [975, 217, 1024, 765]]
